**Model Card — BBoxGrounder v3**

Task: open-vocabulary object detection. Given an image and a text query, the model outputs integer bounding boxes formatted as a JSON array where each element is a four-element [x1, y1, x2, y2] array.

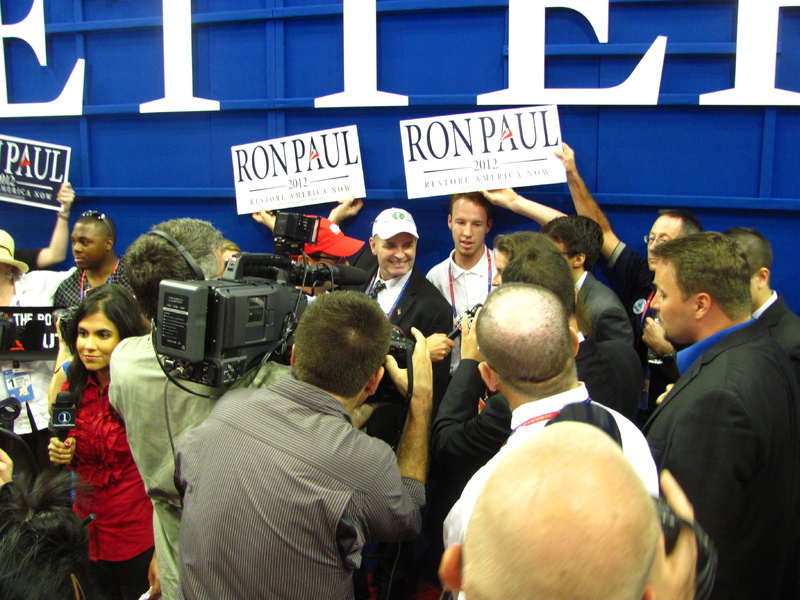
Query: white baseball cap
[[372, 208, 418, 240]]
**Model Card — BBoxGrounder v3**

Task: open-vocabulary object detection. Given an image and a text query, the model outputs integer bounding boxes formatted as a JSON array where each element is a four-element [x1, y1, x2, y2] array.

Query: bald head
[[476, 283, 575, 399], [463, 422, 660, 600]]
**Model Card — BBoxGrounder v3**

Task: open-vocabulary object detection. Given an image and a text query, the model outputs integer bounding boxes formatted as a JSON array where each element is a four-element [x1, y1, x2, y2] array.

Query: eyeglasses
[[80, 210, 116, 240], [644, 235, 671, 247]]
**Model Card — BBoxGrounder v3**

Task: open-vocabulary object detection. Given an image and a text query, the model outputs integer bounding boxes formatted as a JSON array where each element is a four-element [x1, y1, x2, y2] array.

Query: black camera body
[[370, 327, 415, 405], [155, 274, 306, 387], [273, 212, 320, 256]]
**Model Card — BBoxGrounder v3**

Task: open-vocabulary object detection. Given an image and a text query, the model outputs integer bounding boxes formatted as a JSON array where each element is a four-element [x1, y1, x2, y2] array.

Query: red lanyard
[[79, 259, 119, 300], [448, 248, 492, 320], [639, 290, 655, 328], [509, 398, 592, 438]]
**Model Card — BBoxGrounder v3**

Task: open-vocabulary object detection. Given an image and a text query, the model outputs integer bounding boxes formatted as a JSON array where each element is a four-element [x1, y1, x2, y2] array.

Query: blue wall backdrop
[[2, 0, 799, 310]]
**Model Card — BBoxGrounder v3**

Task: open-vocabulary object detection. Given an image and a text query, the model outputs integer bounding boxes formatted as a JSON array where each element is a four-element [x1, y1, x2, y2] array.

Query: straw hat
[[0, 230, 30, 275]]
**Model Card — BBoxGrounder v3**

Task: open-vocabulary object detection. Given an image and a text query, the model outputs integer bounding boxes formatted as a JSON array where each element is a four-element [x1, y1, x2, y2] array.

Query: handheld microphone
[[447, 303, 483, 340], [51, 391, 77, 441]]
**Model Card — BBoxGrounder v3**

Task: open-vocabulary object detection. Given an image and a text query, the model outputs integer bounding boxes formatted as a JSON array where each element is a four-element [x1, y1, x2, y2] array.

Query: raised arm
[[555, 143, 620, 259], [388, 327, 433, 484], [36, 182, 75, 268], [480, 188, 566, 227]]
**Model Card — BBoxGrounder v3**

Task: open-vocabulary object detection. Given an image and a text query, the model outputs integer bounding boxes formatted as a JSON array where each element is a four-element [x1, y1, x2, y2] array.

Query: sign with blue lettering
[[0, 135, 70, 210], [231, 125, 366, 214], [400, 106, 566, 199]]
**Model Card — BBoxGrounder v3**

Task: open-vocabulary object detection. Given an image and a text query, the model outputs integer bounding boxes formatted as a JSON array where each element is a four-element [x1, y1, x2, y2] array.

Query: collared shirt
[[753, 290, 778, 320], [53, 255, 133, 308], [575, 270, 588, 291], [177, 376, 425, 600], [67, 376, 153, 562], [426, 248, 495, 372], [443, 383, 659, 550], [370, 269, 413, 316], [676, 320, 752, 374]]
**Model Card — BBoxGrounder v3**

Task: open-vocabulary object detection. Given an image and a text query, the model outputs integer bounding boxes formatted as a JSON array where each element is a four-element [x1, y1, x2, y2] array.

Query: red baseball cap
[[301, 217, 364, 258]]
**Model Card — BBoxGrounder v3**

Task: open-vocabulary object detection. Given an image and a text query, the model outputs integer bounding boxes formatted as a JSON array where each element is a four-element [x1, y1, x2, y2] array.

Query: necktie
[[368, 279, 386, 300]]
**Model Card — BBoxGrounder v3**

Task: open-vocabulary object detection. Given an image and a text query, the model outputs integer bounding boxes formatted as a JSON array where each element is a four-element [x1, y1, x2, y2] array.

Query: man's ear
[[289, 344, 297, 369], [754, 266, 770, 290], [693, 292, 712, 320], [571, 252, 586, 270], [369, 236, 378, 256], [447, 213, 453, 231], [363, 366, 384, 397], [438, 545, 464, 592], [478, 361, 501, 392], [486, 218, 493, 233], [570, 326, 580, 357]]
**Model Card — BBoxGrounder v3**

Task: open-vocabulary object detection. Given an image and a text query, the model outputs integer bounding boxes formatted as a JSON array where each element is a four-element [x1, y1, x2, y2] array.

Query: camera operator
[[175, 291, 433, 600], [107, 218, 230, 600]]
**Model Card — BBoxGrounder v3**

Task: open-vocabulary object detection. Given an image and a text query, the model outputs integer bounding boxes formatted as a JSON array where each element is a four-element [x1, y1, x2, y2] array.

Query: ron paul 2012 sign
[[0, 134, 70, 210], [231, 125, 366, 214], [400, 106, 567, 199]]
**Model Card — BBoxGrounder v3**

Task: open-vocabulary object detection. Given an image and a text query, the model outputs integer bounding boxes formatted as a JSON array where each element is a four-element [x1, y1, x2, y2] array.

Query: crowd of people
[[0, 142, 799, 600]]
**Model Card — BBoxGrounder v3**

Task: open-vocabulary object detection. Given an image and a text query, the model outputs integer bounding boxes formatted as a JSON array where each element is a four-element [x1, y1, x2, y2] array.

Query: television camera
[[154, 214, 368, 388]]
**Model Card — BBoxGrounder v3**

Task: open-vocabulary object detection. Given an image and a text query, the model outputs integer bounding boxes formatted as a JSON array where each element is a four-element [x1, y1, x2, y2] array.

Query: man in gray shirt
[[176, 291, 433, 600]]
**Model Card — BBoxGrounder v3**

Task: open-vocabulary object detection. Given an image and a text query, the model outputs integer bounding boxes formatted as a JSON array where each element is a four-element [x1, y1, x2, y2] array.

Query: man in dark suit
[[431, 242, 643, 475], [363, 208, 452, 410], [643, 232, 800, 600], [541, 214, 633, 345], [725, 227, 800, 383], [359, 207, 452, 600]]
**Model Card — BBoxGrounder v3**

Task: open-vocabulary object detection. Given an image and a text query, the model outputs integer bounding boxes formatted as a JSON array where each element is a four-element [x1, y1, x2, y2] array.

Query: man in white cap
[[361, 207, 453, 599], [366, 208, 453, 406]]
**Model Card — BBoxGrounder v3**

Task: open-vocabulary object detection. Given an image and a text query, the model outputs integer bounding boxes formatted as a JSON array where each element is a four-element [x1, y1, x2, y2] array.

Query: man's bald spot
[[476, 283, 573, 387], [463, 422, 660, 600]]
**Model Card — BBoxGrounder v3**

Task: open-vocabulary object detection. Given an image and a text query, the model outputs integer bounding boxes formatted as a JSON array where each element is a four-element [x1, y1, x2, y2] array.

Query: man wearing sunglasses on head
[[53, 210, 133, 308]]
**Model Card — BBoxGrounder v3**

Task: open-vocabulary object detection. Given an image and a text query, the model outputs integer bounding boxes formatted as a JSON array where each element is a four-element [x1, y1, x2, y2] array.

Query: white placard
[[231, 125, 366, 214], [0, 134, 71, 210], [400, 106, 566, 199]]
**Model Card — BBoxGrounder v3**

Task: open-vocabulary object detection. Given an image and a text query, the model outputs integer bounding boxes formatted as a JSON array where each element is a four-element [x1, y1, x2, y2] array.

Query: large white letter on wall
[[700, 0, 800, 105], [478, 0, 666, 106], [0, 0, 84, 118], [315, 0, 408, 108], [140, 0, 220, 113]]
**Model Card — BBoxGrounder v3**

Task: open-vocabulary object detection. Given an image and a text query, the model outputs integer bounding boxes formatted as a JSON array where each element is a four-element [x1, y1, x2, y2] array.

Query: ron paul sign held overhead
[[400, 106, 566, 199], [0, 134, 70, 210], [231, 125, 366, 215]]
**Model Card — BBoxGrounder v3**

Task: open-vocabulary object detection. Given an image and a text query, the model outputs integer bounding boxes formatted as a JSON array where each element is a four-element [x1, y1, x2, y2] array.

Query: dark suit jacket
[[579, 272, 634, 345], [757, 295, 800, 384], [643, 323, 800, 600], [364, 267, 453, 443], [431, 337, 644, 472]]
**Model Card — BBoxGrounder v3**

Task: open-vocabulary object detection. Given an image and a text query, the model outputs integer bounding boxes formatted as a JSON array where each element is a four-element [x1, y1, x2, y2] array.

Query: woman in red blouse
[[48, 284, 157, 600]]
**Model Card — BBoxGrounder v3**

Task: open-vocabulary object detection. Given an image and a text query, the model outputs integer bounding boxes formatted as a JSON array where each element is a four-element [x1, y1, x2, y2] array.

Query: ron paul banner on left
[[400, 106, 566, 199], [0, 135, 71, 210], [231, 125, 366, 215]]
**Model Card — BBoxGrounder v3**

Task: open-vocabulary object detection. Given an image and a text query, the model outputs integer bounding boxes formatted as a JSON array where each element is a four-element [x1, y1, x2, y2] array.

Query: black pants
[[90, 546, 154, 600]]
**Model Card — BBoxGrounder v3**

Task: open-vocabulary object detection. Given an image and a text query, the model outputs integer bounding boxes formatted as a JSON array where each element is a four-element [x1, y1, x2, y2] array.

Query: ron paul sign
[[400, 106, 567, 199], [0, 134, 70, 210], [231, 125, 366, 215]]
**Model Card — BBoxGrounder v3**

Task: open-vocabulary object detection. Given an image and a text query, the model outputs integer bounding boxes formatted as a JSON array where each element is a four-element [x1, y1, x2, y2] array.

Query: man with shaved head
[[439, 422, 699, 600], [442, 283, 658, 549]]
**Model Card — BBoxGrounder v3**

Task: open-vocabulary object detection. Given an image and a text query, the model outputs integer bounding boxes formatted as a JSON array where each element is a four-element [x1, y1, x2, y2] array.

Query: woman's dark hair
[[65, 284, 147, 402], [0, 472, 99, 599]]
